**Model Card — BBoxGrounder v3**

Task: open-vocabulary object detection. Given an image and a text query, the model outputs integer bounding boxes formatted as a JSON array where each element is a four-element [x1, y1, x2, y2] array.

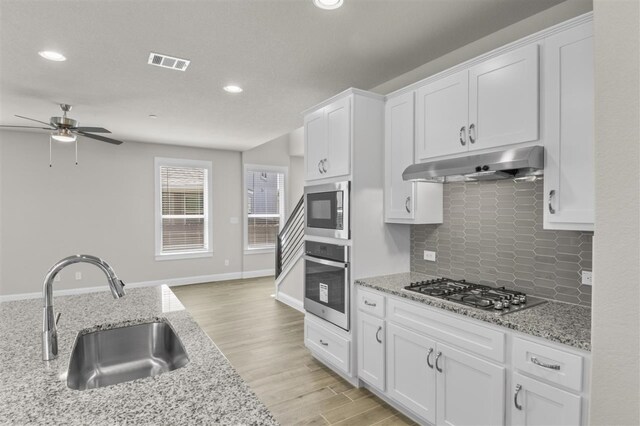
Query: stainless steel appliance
[[402, 145, 544, 183], [404, 277, 546, 315], [304, 181, 350, 240], [304, 241, 350, 330]]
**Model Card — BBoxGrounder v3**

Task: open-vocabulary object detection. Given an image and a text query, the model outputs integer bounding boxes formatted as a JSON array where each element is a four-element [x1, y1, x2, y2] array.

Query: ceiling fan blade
[[15, 115, 56, 128], [0, 124, 53, 130], [74, 126, 112, 133], [76, 131, 124, 145]]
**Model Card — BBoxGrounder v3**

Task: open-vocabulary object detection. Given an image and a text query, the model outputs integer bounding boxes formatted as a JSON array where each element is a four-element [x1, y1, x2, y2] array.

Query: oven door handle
[[303, 255, 348, 269]]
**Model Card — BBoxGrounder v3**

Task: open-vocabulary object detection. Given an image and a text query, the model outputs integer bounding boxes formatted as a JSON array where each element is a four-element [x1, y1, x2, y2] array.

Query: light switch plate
[[75, 272, 82, 280], [581, 270, 593, 286], [423, 250, 437, 262]]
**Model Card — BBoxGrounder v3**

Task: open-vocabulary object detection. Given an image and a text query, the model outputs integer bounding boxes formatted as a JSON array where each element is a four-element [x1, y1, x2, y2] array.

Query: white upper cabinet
[[304, 95, 351, 181], [385, 91, 443, 224], [543, 22, 594, 231], [415, 70, 469, 160], [468, 43, 540, 150]]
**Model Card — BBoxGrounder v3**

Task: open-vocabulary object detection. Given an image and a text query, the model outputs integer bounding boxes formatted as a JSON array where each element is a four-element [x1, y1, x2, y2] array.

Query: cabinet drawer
[[388, 297, 505, 362], [305, 317, 351, 374], [513, 337, 583, 392], [357, 288, 385, 317]]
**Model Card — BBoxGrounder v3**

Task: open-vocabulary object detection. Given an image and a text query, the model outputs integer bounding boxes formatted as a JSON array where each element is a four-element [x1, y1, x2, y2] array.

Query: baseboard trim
[[0, 270, 274, 303], [276, 291, 304, 313]]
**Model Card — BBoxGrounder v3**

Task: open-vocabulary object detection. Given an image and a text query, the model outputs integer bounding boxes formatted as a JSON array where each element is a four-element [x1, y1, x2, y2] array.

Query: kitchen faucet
[[42, 254, 125, 361]]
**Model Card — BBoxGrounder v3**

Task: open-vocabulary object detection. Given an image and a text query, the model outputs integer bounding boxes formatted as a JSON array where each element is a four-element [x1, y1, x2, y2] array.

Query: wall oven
[[304, 181, 350, 240], [304, 241, 350, 331]]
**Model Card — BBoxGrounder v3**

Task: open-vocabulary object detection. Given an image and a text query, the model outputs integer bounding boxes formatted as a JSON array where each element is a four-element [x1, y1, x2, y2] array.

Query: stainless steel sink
[[66, 319, 189, 391]]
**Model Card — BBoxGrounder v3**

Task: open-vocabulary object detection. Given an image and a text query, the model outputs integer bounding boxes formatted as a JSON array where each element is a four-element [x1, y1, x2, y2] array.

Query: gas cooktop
[[404, 277, 546, 315]]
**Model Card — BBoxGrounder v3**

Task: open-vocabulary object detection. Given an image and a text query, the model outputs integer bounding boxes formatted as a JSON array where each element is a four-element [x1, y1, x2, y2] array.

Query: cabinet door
[[436, 343, 505, 426], [543, 22, 594, 231], [385, 92, 416, 221], [324, 96, 351, 178], [357, 311, 385, 391], [468, 43, 539, 150], [512, 372, 581, 426], [305, 108, 327, 181], [387, 323, 437, 424], [415, 70, 469, 161]]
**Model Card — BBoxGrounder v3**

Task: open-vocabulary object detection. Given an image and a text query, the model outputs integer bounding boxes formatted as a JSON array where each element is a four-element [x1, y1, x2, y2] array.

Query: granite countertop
[[0, 286, 278, 425], [356, 272, 591, 352]]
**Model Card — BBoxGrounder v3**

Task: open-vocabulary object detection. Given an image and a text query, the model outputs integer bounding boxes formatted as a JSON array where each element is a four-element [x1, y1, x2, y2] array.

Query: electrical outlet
[[224, 259, 230, 266], [75, 272, 82, 280], [423, 250, 437, 262], [581, 270, 593, 286]]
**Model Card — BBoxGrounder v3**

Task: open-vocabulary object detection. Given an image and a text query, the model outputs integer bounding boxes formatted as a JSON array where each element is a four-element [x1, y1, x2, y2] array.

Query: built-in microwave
[[304, 181, 350, 240]]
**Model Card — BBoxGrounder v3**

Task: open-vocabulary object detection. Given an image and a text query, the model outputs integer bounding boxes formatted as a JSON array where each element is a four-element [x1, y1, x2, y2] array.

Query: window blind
[[160, 166, 207, 253], [246, 170, 285, 249]]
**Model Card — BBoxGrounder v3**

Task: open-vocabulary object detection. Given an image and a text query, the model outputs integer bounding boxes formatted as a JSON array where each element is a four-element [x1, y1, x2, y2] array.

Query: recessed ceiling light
[[148, 114, 158, 119], [313, 0, 343, 10], [38, 51, 66, 61], [223, 85, 243, 94]]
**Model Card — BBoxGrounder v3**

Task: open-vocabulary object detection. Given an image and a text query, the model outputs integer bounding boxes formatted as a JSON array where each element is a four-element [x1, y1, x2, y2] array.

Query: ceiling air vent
[[147, 52, 190, 71]]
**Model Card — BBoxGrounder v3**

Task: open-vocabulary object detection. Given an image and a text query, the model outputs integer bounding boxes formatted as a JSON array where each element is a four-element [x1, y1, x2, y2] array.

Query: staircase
[[274, 196, 305, 311]]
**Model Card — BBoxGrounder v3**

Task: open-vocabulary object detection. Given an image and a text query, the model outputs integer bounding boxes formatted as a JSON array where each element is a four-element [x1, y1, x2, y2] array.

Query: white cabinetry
[[415, 44, 539, 162], [304, 95, 351, 181], [385, 91, 443, 224], [512, 372, 581, 426], [543, 22, 594, 231], [357, 311, 385, 392]]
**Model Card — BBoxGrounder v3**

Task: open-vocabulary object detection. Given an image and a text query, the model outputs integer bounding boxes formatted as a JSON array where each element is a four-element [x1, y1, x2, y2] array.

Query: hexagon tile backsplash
[[411, 179, 593, 306]]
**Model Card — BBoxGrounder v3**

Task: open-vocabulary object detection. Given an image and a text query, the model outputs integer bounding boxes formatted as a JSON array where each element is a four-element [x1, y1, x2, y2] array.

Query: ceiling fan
[[0, 104, 125, 166]]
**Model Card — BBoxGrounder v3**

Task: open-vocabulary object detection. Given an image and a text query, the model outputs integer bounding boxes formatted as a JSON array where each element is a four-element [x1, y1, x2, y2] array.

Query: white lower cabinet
[[387, 323, 437, 424], [436, 343, 505, 426], [512, 372, 581, 426], [357, 311, 385, 392]]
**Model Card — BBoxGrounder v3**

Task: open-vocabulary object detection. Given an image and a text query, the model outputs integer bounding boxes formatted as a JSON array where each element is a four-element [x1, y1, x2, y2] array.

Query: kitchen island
[[0, 286, 278, 425]]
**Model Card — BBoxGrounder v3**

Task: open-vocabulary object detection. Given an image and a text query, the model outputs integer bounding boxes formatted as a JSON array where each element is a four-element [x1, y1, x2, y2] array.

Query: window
[[155, 158, 212, 260], [245, 166, 286, 252]]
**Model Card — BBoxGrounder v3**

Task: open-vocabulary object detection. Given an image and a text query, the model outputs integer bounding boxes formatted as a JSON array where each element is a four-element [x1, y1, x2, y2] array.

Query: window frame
[[154, 157, 213, 261], [243, 164, 288, 255]]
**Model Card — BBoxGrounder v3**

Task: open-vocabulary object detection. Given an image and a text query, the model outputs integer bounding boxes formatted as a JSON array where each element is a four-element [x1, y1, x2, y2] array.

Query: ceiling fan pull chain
[[49, 136, 53, 168], [75, 139, 78, 166]]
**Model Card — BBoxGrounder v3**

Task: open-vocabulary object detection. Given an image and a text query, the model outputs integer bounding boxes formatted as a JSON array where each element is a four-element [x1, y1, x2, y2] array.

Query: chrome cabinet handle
[[548, 190, 556, 214], [435, 351, 443, 372], [322, 158, 328, 173], [405, 196, 411, 213], [460, 126, 466, 146], [469, 123, 476, 144], [375, 326, 382, 344], [364, 300, 377, 307], [318, 160, 323, 174], [531, 356, 560, 370], [514, 384, 523, 410], [426, 348, 434, 369], [319, 339, 328, 346]]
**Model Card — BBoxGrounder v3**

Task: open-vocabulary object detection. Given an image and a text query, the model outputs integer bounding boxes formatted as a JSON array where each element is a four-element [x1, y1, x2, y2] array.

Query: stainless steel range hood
[[402, 145, 544, 183]]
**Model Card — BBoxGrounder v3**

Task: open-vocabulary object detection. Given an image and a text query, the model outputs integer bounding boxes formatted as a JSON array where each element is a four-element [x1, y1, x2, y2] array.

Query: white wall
[[590, 0, 640, 424], [0, 130, 245, 296]]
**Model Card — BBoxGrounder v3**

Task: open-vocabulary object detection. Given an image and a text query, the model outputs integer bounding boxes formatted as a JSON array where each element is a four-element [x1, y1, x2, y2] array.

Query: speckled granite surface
[[356, 272, 591, 352], [0, 286, 278, 425]]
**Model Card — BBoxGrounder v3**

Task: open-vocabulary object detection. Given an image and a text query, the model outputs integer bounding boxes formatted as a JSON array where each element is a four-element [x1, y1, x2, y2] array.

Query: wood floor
[[172, 277, 416, 426]]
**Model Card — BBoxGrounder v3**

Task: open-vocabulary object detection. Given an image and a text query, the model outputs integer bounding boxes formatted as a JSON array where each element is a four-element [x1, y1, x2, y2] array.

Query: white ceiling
[[0, 0, 564, 151]]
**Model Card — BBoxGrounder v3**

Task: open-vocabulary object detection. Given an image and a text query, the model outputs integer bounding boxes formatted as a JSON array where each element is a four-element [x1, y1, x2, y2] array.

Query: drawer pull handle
[[364, 300, 377, 307], [531, 356, 560, 370], [514, 384, 523, 410], [375, 326, 382, 344], [435, 351, 443, 373], [426, 348, 434, 369], [319, 339, 329, 346]]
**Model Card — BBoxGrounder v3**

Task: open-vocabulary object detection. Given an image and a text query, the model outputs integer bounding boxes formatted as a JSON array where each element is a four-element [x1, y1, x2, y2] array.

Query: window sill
[[155, 251, 213, 261], [244, 248, 275, 255]]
